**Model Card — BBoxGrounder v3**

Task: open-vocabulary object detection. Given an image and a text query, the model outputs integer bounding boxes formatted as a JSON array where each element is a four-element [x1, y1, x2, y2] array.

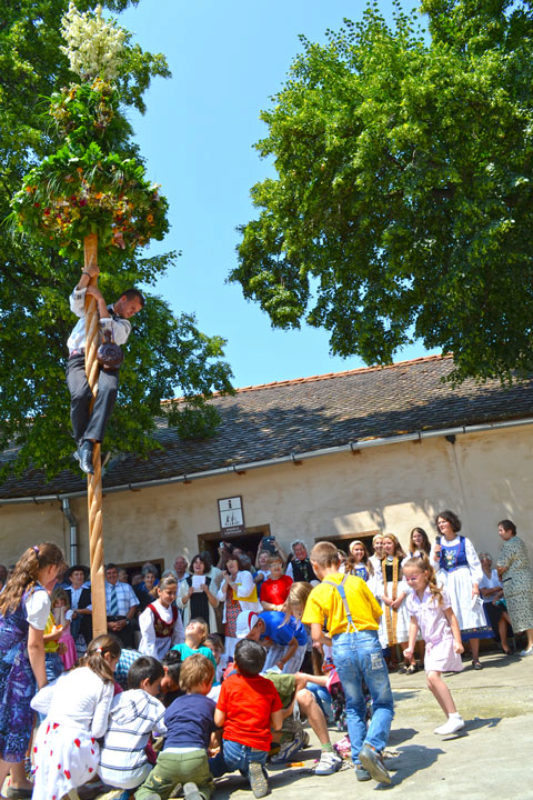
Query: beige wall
[[1, 423, 532, 568]]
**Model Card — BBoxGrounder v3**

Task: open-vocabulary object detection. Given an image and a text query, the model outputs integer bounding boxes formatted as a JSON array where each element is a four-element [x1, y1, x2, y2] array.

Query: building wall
[[1, 423, 532, 569]]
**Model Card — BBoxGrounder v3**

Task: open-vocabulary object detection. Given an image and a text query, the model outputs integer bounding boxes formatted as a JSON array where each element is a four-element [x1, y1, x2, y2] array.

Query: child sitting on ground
[[135, 653, 216, 800], [159, 649, 183, 707], [210, 639, 283, 799], [204, 633, 225, 700], [31, 634, 121, 800], [98, 655, 167, 796], [172, 618, 217, 671]]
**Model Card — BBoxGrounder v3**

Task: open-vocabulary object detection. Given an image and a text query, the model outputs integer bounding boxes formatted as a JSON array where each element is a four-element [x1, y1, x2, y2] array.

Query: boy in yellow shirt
[[302, 541, 394, 785]]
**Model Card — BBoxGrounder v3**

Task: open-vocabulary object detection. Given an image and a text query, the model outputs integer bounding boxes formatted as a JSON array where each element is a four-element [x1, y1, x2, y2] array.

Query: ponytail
[[403, 555, 444, 606], [0, 542, 65, 616], [78, 634, 122, 683]]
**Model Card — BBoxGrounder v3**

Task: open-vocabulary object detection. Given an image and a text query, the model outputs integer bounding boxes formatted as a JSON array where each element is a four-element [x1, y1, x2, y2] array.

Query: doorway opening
[[316, 531, 380, 556], [198, 525, 271, 567]]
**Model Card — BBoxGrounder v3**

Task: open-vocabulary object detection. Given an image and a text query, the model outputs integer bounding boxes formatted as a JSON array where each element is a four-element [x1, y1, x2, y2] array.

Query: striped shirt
[[105, 580, 139, 617], [98, 689, 166, 790]]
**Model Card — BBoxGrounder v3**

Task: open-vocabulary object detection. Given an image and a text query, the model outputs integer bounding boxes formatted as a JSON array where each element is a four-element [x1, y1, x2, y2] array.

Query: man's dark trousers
[[66, 354, 119, 444]]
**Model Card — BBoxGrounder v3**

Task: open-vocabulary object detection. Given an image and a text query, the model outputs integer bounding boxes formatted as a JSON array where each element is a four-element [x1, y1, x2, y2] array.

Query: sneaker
[[248, 762, 269, 798], [184, 782, 203, 800], [314, 750, 342, 776], [270, 734, 304, 763], [434, 716, 465, 735], [520, 646, 533, 656], [472, 659, 483, 670], [358, 743, 391, 784], [355, 765, 371, 781]]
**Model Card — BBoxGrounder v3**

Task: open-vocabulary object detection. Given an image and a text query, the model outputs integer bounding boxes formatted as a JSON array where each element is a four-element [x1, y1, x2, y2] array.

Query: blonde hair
[[188, 618, 209, 644], [0, 543, 65, 615], [403, 556, 444, 606], [287, 581, 313, 608], [79, 634, 122, 683], [346, 540, 374, 576], [179, 653, 215, 691], [309, 541, 339, 568], [51, 587, 70, 609], [381, 533, 406, 560], [284, 581, 313, 625], [158, 574, 178, 593]]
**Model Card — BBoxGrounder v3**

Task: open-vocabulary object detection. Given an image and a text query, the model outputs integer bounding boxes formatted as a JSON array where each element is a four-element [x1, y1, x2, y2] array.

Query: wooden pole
[[83, 232, 107, 637]]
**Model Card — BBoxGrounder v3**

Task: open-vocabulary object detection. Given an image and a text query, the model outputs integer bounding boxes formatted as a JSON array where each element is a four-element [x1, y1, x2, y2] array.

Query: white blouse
[[31, 666, 114, 739]]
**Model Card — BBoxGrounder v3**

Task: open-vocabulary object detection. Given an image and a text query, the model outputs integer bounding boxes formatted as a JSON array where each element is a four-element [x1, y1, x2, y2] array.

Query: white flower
[[60, 2, 126, 81]]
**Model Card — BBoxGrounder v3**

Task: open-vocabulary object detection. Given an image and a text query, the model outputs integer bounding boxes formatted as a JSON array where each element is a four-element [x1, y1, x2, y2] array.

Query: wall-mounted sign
[[218, 496, 245, 536]]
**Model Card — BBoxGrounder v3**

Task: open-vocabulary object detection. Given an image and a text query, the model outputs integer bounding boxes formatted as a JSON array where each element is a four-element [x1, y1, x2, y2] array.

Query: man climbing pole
[[10, 2, 169, 636], [66, 263, 144, 474]]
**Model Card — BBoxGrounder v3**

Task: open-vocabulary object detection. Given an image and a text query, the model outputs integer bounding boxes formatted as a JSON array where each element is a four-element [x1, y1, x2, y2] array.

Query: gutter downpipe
[[2, 416, 533, 506], [61, 498, 78, 565]]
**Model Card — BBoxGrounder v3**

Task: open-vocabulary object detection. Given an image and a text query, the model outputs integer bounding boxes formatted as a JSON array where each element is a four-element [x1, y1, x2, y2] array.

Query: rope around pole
[[83, 232, 107, 637]]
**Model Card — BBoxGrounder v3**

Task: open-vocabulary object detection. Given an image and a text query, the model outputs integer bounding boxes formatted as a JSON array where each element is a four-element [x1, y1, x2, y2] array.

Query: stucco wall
[[1, 423, 532, 568]]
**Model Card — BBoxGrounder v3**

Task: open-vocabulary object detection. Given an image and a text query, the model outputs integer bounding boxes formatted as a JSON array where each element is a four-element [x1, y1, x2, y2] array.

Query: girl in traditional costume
[[0, 543, 64, 797], [378, 534, 413, 671], [138, 575, 185, 659]]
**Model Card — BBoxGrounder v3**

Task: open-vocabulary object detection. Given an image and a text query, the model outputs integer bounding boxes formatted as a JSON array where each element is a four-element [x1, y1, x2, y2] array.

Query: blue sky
[[119, 0, 436, 390]]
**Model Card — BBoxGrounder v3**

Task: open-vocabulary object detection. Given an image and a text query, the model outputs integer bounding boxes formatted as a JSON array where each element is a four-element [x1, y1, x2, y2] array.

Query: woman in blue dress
[[0, 542, 65, 796], [430, 510, 492, 670]]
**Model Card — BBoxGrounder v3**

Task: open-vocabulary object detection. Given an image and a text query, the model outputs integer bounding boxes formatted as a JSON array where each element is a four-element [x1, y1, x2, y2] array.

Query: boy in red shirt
[[259, 555, 292, 611], [211, 640, 283, 798]]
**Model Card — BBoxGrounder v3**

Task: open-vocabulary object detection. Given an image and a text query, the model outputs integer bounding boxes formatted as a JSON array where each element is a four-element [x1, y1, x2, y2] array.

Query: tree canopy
[[231, 0, 533, 383], [0, 0, 233, 478]]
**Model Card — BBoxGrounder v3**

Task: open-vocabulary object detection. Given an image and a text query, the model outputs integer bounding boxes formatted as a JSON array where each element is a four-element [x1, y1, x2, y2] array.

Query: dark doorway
[[198, 525, 271, 567], [118, 558, 165, 582], [316, 531, 380, 555]]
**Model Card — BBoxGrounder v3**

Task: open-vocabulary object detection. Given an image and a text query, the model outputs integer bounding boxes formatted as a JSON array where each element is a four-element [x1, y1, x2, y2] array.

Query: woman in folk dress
[[430, 509, 492, 670]]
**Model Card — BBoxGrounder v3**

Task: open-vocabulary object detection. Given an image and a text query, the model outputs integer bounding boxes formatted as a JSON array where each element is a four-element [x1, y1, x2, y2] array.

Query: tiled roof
[[1, 354, 533, 499]]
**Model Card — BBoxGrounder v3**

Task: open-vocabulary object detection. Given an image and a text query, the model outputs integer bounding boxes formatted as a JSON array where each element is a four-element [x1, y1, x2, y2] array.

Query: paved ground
[[213, 650, 533, 800]]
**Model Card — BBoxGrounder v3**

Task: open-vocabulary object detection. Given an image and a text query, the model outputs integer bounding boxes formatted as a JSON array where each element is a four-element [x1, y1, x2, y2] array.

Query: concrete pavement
[[214, 651, 533, 800]]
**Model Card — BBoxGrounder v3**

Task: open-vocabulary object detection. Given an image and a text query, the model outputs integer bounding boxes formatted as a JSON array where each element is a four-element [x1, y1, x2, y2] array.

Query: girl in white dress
[[138, 575, 185, 660], [430, 510, 492, 670], [403, 556, 465, 735], [31, 634, 121, 800]]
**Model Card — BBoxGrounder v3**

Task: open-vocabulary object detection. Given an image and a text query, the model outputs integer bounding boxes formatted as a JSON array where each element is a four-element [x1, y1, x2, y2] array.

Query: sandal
[[472, 659, 483, 670], [404, 663, 418, 675]]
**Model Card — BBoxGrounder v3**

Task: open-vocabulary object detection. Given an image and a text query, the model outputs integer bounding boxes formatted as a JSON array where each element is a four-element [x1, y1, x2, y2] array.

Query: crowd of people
[[0, 513, 532, 800]]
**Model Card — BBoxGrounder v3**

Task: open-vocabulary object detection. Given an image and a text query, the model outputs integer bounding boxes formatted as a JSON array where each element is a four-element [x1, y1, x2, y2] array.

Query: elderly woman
[[497, 519, 533, 656], [431, 509, 492, 670], [479, 552, 513, 654]]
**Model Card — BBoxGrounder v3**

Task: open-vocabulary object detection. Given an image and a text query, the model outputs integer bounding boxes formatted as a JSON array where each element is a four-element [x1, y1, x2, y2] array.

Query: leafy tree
[[231, 0, 533, 382], [0, 1, 233, 477]]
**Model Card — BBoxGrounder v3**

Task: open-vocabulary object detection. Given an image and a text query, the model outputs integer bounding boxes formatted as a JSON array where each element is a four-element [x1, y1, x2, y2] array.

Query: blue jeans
[[209, 739, 268, 779], [332, 630, 394, 764], [306, 682, 334, 723]]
